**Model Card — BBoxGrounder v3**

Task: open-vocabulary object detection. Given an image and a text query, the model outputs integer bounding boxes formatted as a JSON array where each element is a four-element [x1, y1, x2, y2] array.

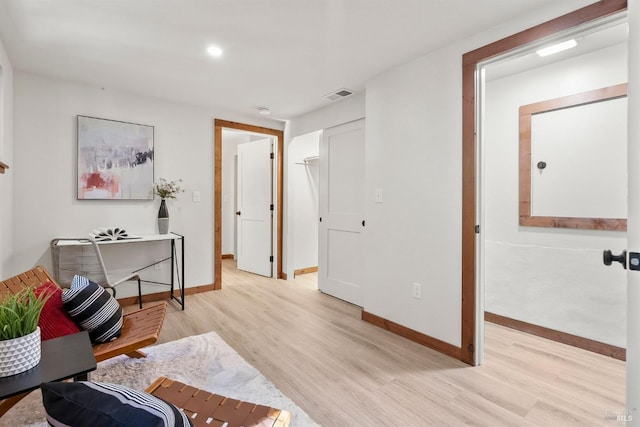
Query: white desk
[[52, 233, 185, 310]]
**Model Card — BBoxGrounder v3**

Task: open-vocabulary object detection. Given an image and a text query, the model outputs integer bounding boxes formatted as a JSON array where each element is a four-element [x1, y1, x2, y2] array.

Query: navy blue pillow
[[62, 275, 123, 343], [41, 381, 193, 427]]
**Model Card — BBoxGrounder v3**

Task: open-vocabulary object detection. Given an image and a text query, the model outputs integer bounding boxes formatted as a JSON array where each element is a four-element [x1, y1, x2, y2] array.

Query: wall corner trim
[[361, 311, 463, 362]]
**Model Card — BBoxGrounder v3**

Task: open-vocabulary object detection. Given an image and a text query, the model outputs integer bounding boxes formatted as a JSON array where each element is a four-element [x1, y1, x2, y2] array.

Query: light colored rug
[[1, 331, 319, 426]]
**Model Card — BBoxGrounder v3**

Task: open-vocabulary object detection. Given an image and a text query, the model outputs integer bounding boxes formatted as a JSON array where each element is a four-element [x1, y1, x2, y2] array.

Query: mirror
[[519, 83, 627, 231]]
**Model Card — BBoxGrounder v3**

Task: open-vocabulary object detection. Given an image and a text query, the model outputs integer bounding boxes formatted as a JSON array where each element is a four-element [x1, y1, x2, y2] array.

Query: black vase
[[158, 199, 169, 234]]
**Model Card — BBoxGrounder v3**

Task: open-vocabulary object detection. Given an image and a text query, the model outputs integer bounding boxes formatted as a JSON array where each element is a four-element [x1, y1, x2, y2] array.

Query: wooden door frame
[[461, 0, 627, 365], [214, 119, 284, 289]]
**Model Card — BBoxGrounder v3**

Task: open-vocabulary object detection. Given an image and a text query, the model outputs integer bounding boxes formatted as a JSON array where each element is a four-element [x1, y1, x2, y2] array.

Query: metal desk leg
[[170, 239, 175, 297], [169, 234, 185, 310]]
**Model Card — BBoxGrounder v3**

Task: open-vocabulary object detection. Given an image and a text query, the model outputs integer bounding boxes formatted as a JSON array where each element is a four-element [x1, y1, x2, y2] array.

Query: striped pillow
[[41, 381, 193, 427], [62, 275, 123, 343]]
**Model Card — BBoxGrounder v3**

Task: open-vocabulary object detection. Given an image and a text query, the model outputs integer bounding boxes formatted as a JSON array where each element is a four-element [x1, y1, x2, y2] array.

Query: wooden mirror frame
[[519, 83, 627, 231]]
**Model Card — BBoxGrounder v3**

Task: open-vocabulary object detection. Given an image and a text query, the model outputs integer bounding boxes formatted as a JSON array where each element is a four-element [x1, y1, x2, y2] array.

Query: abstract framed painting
[[77, 115, 154, 200]]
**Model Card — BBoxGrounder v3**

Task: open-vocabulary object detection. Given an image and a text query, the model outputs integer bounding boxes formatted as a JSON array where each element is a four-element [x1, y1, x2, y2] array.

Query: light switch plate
[[375, 188, 383, 204]]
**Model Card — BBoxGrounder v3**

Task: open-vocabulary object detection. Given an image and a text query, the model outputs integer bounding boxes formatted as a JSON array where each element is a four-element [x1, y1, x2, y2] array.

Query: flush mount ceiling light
[[536, 39, 577, 57], [206, 45, 223, 57], [257, 107, 271, 115]]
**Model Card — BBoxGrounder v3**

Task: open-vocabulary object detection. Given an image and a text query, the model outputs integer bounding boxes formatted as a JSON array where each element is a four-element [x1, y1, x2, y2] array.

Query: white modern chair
[[50, 237, 141, 301]]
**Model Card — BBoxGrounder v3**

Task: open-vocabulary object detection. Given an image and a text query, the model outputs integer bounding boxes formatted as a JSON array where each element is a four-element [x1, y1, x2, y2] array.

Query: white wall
[[11, 71, 281, 298], [0, 37, 13, 279], [288, 131, 320, 272], [287, 93, 365, 139], [365, 50, 464, 345], [362, 2, 593, 348], [483, 43, 628, 346]]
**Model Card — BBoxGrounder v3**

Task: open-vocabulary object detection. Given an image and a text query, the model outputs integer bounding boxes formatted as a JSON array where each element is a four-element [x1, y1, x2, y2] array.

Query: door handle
[[236, 211, 241, 216], [603, 249, 627, 269]]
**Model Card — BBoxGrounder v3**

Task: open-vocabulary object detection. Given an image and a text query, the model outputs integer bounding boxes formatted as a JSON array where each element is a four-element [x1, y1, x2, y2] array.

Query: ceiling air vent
[[324, 88, 356, 102]]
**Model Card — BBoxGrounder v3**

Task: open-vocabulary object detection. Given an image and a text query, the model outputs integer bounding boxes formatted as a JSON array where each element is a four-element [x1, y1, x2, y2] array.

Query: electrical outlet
[[412, 282, 422, 299]]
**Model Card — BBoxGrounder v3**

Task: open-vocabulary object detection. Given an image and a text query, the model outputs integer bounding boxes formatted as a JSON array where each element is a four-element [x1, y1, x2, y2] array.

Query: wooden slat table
[[146, 376, 291, 427]]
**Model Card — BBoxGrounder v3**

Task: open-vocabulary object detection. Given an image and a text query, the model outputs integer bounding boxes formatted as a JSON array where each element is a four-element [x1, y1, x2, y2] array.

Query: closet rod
[[295, 155, 319, 165]]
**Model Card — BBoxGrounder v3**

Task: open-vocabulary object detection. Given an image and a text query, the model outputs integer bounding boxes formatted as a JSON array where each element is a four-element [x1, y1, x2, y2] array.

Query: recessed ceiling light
[[258, 107, 271, 115], [536, 39, 577, 57], [207, 45, 223, 57]]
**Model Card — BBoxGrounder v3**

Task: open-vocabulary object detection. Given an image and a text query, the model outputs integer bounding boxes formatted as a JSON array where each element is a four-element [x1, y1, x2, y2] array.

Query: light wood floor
[[153, 260, 625, 426]]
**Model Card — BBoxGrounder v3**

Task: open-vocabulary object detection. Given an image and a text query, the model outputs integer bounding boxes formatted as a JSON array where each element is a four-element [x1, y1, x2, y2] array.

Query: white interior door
[[627, 1, 640, 420], [318, 119, 365, 306], [236, 138, 273, 277]]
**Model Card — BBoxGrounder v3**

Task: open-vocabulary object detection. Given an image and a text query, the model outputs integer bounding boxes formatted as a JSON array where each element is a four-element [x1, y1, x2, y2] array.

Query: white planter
[[0, 327, 41, 377]]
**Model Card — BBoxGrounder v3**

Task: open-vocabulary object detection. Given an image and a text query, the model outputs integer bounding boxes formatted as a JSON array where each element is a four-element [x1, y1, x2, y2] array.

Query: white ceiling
[[0, 0, 595, 121], [485, 17, 628, 81]]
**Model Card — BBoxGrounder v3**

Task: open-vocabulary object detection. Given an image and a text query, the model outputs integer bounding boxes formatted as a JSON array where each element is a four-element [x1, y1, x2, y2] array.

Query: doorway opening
[[288, 130, 321, 283], [214, 119, 284, 289], [461, 0, 627, 366], [479, 16, 628, 363]]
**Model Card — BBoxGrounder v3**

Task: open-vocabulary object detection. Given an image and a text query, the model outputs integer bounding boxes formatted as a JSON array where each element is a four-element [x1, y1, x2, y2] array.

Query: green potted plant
[[0, 287, 49, 377]]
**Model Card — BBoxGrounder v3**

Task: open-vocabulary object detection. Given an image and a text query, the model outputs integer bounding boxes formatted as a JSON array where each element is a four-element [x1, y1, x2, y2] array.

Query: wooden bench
[[0, 265, 167, 415], [146, 376, 291, 427]]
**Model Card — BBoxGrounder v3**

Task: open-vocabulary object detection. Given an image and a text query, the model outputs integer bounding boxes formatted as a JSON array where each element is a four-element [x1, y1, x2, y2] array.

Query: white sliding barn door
[[318, 119, 365, 306], [236, 138, 273, 277]]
